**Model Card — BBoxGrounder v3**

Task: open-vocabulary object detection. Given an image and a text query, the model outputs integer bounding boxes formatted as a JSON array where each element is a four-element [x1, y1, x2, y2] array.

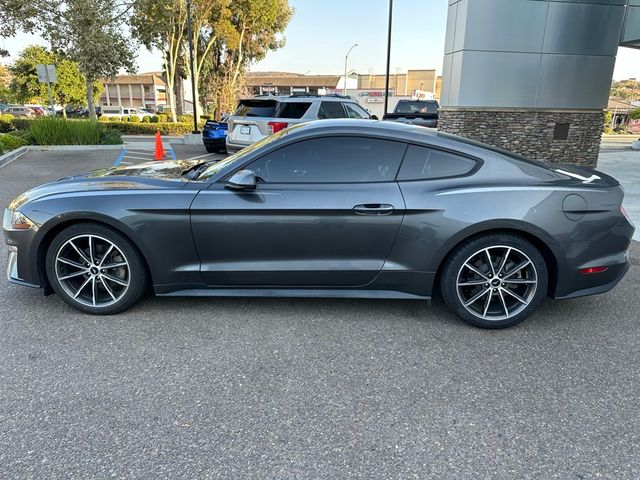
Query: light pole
[[343, 43, 358, 96], [186, 0, 200, 134], [383, 0, 393, 116]]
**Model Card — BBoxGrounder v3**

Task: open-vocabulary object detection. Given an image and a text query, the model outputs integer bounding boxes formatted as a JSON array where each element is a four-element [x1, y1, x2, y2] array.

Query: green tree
[[630, 108, 640, 120], [610, 79, 639, 100], [131, 0, 187, 123], [9, 45, 102, 116], [204, 0, 293, 118], [0, 64, 14, 104], [0, 0, 137, 120]]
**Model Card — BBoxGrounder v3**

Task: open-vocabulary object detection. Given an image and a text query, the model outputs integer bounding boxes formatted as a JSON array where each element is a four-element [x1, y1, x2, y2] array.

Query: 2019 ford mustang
[[3, 120, 635, 328]]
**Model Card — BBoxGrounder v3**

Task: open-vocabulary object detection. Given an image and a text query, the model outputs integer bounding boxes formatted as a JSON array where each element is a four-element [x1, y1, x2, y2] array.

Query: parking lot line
[[185, 152, 219, 161]]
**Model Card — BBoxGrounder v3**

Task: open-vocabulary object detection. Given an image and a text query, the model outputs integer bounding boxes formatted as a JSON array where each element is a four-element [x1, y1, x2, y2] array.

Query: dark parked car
[[383, 99, 439, 128], [3, 120, 634, 328], [202, 118, 228, 153]]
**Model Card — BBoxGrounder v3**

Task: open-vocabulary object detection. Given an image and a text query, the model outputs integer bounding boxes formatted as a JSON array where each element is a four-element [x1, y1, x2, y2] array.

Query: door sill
[[157, 288, 428, 300]]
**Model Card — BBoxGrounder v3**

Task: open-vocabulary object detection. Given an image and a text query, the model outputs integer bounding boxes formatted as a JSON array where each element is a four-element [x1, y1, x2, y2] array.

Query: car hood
[[8, 160, 201, 211], [61, 159, 202, 180]]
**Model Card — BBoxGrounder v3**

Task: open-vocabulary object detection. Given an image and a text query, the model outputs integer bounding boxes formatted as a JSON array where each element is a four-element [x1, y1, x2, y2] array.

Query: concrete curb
[[0, 144, 126, 169], [0, 145, 29, 169], [27, 144, 125, 151]]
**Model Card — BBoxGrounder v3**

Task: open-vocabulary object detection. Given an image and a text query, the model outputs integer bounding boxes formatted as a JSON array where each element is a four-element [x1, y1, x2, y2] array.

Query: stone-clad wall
[[438, 109, 604, 167]]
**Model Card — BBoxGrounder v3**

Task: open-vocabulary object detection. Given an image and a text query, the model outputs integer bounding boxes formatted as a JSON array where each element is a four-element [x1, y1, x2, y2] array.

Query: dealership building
[[439, 0, 640, 166]]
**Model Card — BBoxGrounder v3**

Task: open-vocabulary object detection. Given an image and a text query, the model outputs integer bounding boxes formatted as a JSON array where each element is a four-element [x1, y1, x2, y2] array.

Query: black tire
[[205, 144, 222, 153], [45, 223, 148, 314], [440, 233, 548, 329]]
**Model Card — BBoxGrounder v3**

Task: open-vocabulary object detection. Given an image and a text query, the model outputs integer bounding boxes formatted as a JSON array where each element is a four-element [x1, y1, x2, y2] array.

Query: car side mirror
[[226, 169, 257, 190], [370, 115, 379, 120]]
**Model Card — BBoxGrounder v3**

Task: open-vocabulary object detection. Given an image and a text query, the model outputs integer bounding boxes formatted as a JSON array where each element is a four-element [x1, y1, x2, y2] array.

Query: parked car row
[[0, 105, 55, 117], [209, 94, 442, 154]]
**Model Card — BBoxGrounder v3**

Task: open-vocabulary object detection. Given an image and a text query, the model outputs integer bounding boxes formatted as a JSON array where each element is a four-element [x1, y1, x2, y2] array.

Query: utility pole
[[383, 0, 393, 117], [186, 0, 200, 134]]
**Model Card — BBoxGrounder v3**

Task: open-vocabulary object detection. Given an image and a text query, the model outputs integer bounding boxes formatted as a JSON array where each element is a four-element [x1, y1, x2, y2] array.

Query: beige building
[[358, 69, 438, 98], [245, 72, 353, 95], [100, 73, 168, 109]]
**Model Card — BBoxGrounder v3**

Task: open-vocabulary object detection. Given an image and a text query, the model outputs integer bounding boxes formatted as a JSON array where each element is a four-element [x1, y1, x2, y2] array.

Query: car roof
[[278, 119, 507, 159], [242, 95, 356, 103]]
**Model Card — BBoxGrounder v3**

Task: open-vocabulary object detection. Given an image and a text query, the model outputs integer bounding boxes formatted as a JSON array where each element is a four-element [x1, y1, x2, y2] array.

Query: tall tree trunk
[[162, 53, 178, 123], [175, 76, 184, 117], [192, 75, 200, 124], [86, 78, 96, 121]]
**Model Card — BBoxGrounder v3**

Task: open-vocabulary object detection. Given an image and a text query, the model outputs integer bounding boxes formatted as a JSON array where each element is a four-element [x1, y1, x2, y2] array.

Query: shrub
[[177, 114, 192, 123], [100, 128, 123, 145], [128, 116, 141, 123], [141, 116, 150, 123], [0, 114, 14, 133], [98, 115, 110, 122], [630, 107, 640, 120], [150, 115, 159, 123], [156, 114, 168, 123], [7, 129, 35, 144], [11, 118, 33, 131], [109, 116, 121, 122], [29, 117, 104, 145], [0, 133, 28, 151], [106, 121, 193, 135]]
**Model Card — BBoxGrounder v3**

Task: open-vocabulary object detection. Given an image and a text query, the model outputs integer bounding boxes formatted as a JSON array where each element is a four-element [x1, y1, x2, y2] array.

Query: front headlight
[[2, 208, 35, 231]]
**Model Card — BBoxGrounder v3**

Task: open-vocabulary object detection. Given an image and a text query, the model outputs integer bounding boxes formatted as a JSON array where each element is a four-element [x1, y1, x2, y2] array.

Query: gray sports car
[[3, 120, 635, 328]]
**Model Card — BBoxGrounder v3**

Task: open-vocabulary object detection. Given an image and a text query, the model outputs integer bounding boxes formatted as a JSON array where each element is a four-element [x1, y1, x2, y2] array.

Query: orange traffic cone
[[154, 131, 165, 161]]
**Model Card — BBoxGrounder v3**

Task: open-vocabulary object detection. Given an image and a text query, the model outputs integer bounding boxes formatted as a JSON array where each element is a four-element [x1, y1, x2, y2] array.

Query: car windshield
[[395, 101, 438, 114], [197, 128, 291, 180]]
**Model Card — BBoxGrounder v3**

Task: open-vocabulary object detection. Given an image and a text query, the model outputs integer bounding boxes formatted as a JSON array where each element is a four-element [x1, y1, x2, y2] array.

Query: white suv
[[226, 95, 375, 153]]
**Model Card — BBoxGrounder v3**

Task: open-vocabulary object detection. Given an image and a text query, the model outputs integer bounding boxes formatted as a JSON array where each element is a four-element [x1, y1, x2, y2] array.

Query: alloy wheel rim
[[55, 234, 130, 308], [456, 245, 538, 321]]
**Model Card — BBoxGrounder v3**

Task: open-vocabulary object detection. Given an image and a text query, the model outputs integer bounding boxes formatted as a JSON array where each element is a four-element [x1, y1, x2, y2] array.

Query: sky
[[1, 0, 639, 80]]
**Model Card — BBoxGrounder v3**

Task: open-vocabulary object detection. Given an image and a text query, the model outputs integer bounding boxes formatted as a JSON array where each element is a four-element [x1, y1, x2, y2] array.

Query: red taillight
[[268, 121, 288, 134], [580, 266, 609, 275]]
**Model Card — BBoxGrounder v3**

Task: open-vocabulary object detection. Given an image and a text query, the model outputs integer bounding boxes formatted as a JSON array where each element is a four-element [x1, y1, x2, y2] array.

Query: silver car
[[226, 94, 374, 152]]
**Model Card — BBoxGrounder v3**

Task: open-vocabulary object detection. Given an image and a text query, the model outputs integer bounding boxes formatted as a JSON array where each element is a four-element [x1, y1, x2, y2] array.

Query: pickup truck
[[382, 99, 439, 128]]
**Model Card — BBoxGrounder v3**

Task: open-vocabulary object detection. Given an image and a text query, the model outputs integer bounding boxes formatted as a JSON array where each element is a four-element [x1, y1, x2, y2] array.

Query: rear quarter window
[[277, 102, 312, 119], [397, 145, 476, 180]]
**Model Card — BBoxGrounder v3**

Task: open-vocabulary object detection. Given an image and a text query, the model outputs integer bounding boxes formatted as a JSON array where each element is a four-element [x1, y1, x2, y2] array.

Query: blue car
[[202, 119, 228, 153]]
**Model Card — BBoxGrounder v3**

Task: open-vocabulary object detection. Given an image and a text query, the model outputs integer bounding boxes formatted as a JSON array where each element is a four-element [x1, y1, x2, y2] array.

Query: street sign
[[35, 64, 57, 113], [36, 64, 57, 83]]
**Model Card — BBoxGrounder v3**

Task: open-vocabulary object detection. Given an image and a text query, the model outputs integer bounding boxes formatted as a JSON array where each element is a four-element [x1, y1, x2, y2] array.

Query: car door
[[190, 135, 407, 287]]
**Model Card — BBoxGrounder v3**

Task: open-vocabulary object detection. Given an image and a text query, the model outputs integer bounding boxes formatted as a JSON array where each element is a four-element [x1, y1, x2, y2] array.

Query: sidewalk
[[597, 150, 640, 240]]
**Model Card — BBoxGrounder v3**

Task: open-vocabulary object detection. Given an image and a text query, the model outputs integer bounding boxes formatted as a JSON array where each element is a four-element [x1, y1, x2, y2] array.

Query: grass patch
[[30, 118, 105, 145]]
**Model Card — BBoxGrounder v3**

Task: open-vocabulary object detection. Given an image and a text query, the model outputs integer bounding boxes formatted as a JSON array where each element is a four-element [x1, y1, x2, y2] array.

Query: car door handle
[[353, 204, 395, 215]]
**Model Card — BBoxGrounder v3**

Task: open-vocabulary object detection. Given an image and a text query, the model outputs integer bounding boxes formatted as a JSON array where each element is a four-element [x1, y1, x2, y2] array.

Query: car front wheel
[[46, 223, 148, 314], [440, 233, 548, 328]]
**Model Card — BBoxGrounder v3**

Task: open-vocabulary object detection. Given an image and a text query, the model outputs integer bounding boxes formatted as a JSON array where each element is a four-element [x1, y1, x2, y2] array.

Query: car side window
[[317, 102, 346, 119], [397, 145, 477, 181], [343, 103, 369, 119], [249, 137, 406, 183]]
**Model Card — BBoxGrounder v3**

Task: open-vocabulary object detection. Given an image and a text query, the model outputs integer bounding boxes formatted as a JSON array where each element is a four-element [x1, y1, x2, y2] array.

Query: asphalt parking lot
[[0, 147, 639, 479]]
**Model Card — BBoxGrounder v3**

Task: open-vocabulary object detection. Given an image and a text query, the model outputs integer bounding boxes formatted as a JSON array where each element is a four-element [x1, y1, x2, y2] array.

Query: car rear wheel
[[45, 223, 148, 314], [440, 233, 548, 328]]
